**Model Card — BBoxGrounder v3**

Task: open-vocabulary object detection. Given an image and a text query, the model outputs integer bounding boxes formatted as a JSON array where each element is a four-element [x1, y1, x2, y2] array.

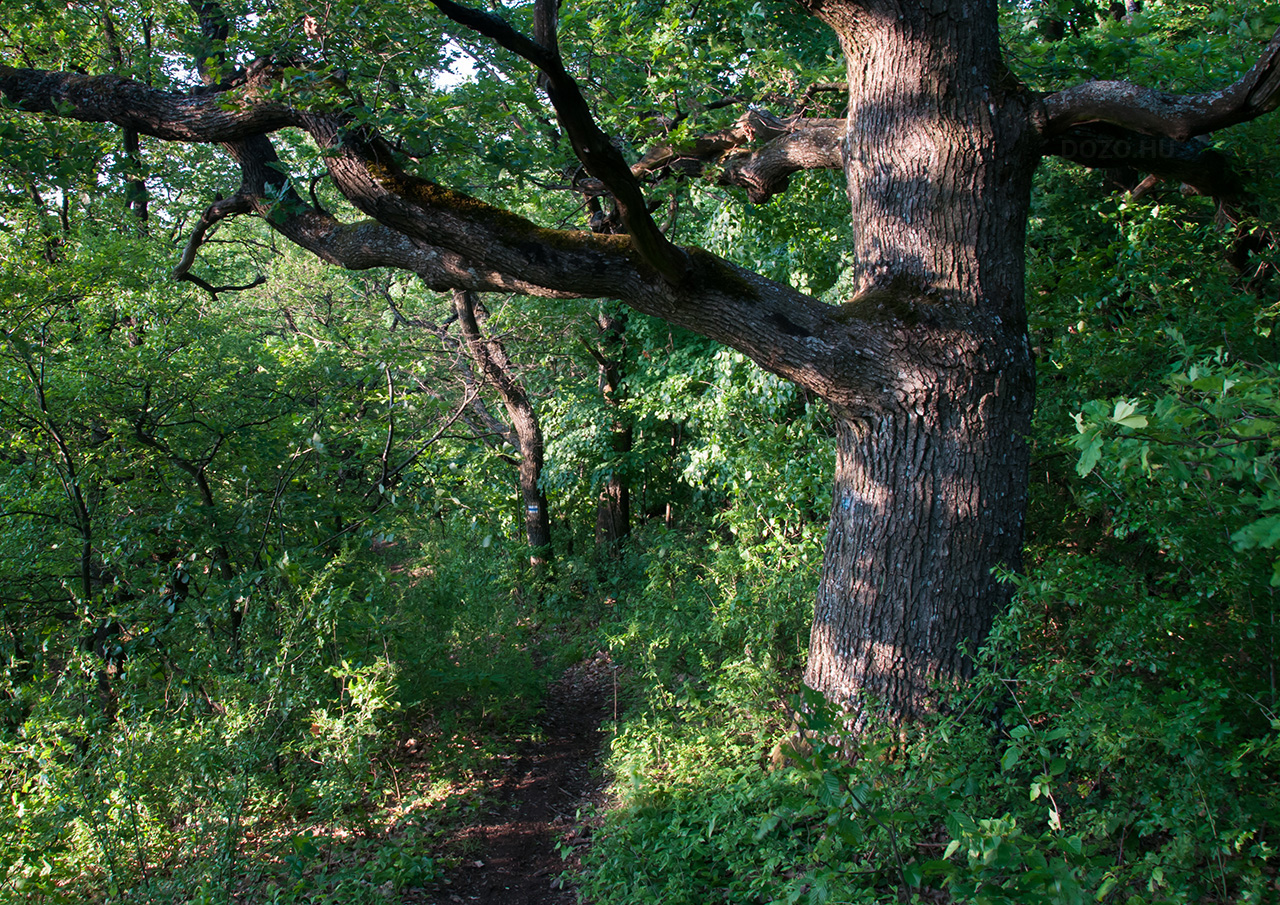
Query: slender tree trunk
[[510, 404, 552, 559], [591, 307, 631, 553], [800, 0, 1041, 724], [594, 431, 631, 548], [452, 291, 552, 566], [191, 468, 240, 652]]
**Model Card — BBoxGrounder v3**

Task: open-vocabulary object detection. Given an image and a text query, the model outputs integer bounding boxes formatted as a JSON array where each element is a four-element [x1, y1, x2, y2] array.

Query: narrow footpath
[[427, 653, 614, 905]]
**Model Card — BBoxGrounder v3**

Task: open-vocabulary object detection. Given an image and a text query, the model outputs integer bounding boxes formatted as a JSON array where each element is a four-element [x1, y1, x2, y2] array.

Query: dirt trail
[[429, 653, 614, 905]]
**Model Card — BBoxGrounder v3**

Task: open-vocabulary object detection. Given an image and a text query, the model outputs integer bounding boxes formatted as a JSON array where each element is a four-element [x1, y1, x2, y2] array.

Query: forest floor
[[410, 652, 615, 905]]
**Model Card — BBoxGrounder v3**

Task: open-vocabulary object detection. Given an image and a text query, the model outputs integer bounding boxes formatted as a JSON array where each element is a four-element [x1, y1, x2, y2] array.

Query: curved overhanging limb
[[171, 193, 267, 298], [1039, 20, 1280, 286], [0, 58, 883, 403], [1042, 25, 1280, 139], [215, 134, 584, 298]]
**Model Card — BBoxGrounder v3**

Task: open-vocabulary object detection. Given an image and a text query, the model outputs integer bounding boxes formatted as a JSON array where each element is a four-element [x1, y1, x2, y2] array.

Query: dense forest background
[[2, 1, 1280, 902]]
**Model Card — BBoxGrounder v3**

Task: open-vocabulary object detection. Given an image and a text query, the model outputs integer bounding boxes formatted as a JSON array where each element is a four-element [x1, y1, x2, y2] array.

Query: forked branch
[[427, 0, 688, 282], [625, 109, 844, 203], [172, 193, 259, 296]]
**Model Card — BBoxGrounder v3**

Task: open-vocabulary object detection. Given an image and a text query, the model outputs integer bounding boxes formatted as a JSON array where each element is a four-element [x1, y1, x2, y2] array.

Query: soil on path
[[427, 652, 614, 905]]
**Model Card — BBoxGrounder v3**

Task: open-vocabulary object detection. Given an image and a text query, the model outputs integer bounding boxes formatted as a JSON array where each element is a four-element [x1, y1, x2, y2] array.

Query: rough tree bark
[[3, 0, 1278, 725], [794, 0, 1041, 724]]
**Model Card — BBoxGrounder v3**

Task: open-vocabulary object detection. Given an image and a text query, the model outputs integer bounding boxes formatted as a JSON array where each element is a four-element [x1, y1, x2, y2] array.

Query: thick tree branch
[[0, 63, 900, 410], [625, 110, 844, 203], [532, 0, 560, 57], [0, 65, 297, 141], [1043, 125, 1243, 197], [427, 0, 688, 283], [1043, 26, 1280, 140]]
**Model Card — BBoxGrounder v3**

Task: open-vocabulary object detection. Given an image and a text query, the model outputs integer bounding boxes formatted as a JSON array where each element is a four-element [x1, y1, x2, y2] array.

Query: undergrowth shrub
[[399, 524, 550, 728], [579, 658, 802, 905], [583, 369, 1280, 903], [0, 548, 419, 903], [586, 616, 1278, 904]]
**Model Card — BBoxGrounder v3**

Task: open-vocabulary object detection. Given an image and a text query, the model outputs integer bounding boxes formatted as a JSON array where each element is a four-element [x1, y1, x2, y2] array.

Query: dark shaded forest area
[[2, 1, 1279, 902]]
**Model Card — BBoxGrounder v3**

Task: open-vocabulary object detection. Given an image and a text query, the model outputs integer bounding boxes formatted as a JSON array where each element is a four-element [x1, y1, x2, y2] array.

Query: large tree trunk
[[809, 363, 1033, 726], [800, 0, 1041, 724]]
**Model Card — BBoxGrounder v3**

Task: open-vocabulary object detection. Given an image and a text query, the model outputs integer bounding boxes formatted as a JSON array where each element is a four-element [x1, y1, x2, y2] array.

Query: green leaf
[[901, 861, 922, 887], [1076, 429, 1103, 476], [1001, 745, 1022, 772], [1110, 399, 1148, 429]]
